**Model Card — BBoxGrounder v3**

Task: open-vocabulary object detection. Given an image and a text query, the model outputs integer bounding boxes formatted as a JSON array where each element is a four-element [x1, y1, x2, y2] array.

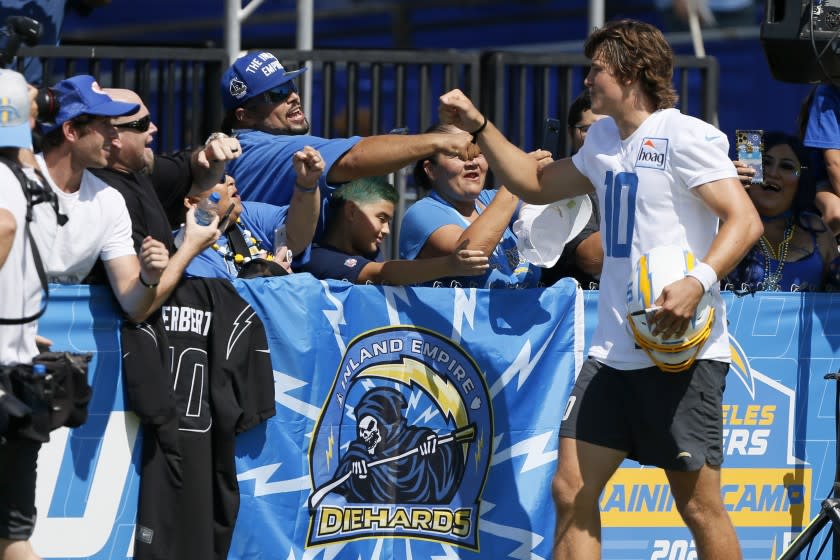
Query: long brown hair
[[584, 19, 678, 111]]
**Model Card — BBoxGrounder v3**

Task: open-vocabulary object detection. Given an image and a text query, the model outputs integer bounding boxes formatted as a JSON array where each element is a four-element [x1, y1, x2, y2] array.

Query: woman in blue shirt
[[399, 124, 543, 288]]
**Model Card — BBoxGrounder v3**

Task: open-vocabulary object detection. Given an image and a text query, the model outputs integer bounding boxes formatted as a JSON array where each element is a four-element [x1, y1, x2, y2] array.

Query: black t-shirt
[[91, 152, 192, 255], [298, 243, 374, 283]]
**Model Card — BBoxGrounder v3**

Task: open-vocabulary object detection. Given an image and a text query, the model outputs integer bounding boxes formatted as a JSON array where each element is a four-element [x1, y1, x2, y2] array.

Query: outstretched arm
[[438, 89, 594, 204], [356, 242, 488, 285], [326, 132, 474, 184]]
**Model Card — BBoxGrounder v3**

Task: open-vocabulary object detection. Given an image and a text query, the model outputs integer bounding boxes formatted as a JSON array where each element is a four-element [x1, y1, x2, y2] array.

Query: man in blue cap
[[31, 74, 170, 322], [220, 51, 475, 232]]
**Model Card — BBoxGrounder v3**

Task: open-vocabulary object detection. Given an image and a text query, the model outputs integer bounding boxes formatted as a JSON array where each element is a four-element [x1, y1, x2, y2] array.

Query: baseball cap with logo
[[0, 69, 33, 150], [221, 51, 307, 110], [41, 75, 139, 134]]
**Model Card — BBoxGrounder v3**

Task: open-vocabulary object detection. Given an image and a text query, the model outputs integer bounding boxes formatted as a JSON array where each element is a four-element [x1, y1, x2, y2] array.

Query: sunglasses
[[261, 82, 298, 104], [114, 114, 152, 133]]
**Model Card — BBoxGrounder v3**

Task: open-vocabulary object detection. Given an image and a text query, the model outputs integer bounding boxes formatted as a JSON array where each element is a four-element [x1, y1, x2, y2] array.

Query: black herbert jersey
[[122, 277, 275, 560]]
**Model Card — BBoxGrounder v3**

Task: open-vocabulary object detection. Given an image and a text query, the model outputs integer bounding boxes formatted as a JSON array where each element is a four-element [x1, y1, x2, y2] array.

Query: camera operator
[[0, 68, 46, 560]]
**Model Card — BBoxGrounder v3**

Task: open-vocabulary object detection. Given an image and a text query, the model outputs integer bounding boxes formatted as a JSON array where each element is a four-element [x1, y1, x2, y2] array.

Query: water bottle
[[195, 192, 221, 226], [33, 363, 47, 376], [274, 225, 293, 263]]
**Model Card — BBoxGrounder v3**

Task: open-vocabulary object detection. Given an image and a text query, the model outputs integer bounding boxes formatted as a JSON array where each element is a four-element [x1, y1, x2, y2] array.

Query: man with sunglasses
[[31, 74, 170, 323], [92, 88, 238, 254], [220, 51, 475, 229], [80, 88, 236, 315]]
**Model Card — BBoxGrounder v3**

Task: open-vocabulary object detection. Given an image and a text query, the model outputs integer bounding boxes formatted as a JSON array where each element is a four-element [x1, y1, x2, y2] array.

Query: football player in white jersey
[[438, 19, 762, 560]]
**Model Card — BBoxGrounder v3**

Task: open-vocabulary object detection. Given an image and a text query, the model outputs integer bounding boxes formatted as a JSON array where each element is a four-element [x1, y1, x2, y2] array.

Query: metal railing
[[18, 44, 718, 154], [18, 44, 228, 154], [14, 44, 719, 258], [483, 51, 720, 157]]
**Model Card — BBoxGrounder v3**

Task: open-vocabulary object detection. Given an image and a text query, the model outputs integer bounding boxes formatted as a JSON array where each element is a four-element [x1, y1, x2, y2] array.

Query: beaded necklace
[[212, 219, 275, 270], [757, 219, 796, 291]]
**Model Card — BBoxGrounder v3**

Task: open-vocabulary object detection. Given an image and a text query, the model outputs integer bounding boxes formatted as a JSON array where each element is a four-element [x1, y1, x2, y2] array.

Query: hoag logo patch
[[636, 137, 668, 170]]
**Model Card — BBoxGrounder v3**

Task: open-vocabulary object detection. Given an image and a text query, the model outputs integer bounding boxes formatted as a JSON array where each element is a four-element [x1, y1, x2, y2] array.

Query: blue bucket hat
[[42, 75, 139, 134], [221, 51, 307, 110]]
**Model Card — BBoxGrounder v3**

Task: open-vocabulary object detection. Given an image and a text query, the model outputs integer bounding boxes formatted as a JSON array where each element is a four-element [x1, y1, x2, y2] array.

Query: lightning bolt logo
[[227, 306, 255, 360], [729, 335, 756, 399], [322, 282, 347, 355], [474, 430, 484, 471], [237, 463, 311, 497], [479, 501, 545, 559], [274, 370, 321, 420], [358, 357, 468, 429], [490, 322, 559, 399], [383, 286, 410, 326], [325, 427, 335, 471], [491, 431, 557, 473]]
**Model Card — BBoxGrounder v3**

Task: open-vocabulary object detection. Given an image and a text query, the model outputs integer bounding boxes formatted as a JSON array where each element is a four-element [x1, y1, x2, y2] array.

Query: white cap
[[0, 69, 32, 150], [513, 195, 593, 268]]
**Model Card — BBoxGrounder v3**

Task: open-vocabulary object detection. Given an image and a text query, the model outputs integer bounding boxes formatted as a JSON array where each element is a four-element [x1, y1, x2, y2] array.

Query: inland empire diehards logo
[[306, 326, 493, 550]]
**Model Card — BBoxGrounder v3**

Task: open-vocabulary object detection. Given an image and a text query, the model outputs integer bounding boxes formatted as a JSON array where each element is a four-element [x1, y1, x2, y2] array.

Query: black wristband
[[470, 115, 487, 144], [138, 273, 159, 289]]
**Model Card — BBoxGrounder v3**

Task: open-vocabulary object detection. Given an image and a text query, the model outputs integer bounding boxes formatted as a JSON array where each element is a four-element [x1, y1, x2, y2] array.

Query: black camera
[[0, 15, 41, 67], [0, 16, 60, 123]]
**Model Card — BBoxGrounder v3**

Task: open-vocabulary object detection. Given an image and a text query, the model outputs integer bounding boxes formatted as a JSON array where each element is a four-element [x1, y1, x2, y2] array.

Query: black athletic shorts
[[0, 436, 40, 540], [558, 358, 727, 471]]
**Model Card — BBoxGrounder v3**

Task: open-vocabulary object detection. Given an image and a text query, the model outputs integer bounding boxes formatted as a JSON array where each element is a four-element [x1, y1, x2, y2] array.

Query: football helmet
[[626, 245, 715, 373]]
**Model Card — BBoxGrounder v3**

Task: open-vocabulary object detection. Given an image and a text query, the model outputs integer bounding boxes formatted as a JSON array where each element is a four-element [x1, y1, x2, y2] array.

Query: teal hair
[[330, 177, 398, 210]]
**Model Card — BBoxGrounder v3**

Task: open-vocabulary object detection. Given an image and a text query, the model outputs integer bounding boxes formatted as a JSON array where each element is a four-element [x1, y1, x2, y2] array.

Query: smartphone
[[736, 129, 764, 184], [541, 117, 563, 159], [218, 203, 235, 231]]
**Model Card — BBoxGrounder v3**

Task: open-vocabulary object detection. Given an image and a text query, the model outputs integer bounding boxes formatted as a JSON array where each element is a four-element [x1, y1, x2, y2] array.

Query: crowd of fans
[[1, 15, 840, 560]]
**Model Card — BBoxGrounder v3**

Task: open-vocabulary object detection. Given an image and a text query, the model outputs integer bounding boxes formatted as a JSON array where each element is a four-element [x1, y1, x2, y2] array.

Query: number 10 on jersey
[[603, 171, 638, 258]]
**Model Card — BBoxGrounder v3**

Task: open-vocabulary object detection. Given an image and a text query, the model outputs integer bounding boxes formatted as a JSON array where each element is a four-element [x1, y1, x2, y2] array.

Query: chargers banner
[[229, 275, 583, 559], [27, 282, 840, 559]]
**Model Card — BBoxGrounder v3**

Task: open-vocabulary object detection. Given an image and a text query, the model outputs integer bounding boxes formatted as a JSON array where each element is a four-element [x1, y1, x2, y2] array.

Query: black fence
[[483, 51, 719, 157], [18, 44, 719, 157]]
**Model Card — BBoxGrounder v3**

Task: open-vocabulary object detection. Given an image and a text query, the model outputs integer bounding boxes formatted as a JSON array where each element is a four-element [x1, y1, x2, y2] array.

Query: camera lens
[[35, 88, 58, 123]]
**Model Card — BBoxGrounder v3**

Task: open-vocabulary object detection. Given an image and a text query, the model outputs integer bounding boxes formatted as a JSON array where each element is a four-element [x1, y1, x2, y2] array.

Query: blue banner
[[28, 280, 840, 559]]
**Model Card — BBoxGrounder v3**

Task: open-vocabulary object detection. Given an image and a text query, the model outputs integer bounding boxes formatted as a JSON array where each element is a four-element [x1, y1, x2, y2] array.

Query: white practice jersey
[[571, 108, 737, 370]]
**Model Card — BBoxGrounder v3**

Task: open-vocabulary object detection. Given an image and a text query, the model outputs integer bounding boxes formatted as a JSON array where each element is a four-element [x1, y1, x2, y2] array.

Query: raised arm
[[438, 89, 594, 204], [188, 133, 243, 196], [285, 146, 324, 255], [326, 132, 474, 184]]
